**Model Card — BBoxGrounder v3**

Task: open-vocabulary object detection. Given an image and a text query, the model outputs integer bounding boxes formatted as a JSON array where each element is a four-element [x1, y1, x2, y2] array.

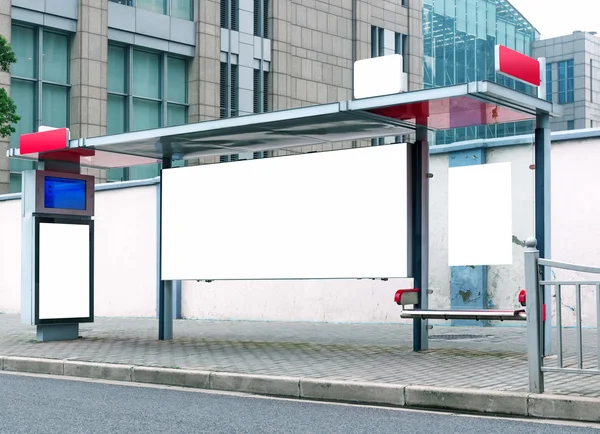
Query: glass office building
[[423, 0, 540, 144]]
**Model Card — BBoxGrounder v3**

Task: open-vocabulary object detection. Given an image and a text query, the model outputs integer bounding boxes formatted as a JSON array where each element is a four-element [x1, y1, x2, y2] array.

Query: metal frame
[[525, 239, 600, 393], [8, 80, 561, 346], [34, 216, 94, 326]]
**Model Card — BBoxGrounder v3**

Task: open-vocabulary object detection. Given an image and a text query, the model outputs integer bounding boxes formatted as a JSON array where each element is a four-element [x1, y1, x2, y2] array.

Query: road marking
[[1, 370, 599, 429]]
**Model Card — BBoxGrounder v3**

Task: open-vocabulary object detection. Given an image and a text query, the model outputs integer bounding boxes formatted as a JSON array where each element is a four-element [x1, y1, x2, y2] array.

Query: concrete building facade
[[0, 0, 423, 193], [533, 30, 600, 132]]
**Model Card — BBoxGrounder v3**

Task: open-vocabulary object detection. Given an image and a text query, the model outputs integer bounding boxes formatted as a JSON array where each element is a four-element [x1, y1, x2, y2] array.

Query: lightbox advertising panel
[[37, 222, 92, 321], [161, 143, 410, 281]]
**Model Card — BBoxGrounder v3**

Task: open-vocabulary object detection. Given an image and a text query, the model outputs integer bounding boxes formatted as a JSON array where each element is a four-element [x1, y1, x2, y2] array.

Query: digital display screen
[[44, 177, 87, 211]]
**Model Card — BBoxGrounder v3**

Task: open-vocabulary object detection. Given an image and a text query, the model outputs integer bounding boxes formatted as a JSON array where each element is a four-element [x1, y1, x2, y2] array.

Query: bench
[[394, 289, 528, 322]]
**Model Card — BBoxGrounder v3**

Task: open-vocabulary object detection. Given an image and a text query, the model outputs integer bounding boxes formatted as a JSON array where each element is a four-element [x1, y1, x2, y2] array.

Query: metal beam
[[535, 112, 552, 356], [412, 125, 429, 351], [158, 156, 173, 341]]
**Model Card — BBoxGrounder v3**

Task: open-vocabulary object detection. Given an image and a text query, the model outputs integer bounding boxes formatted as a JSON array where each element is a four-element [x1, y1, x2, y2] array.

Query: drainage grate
[[429, 334, 492, 341]]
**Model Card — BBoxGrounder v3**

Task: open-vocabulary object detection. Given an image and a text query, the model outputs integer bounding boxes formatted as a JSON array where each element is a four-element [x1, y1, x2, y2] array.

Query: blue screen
[[44, 177, 87, 211]]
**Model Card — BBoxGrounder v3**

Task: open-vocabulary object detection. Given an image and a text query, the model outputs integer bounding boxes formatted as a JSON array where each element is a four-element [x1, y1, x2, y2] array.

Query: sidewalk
[[1, 314, 600, 422]]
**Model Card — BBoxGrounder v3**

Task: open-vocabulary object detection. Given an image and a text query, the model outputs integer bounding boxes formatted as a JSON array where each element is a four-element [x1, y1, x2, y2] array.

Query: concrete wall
[[2, 133, 600, 326]]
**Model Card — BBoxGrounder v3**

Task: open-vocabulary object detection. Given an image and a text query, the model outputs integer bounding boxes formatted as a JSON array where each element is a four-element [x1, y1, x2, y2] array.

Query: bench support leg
[[412, 126, 429, 352]]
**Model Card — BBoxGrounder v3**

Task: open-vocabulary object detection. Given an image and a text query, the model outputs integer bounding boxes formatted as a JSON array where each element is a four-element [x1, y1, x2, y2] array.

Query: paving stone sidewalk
[[1, 313, 600, 397]]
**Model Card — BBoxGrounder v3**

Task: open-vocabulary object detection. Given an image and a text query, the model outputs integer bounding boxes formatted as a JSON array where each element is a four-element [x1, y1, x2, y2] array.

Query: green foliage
[[0, 34, 19, 138]]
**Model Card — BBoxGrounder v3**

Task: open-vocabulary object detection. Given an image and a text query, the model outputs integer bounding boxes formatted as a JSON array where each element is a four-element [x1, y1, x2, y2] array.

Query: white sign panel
[[38, 222, 91, 320], [353, 54, 407, 99], [448, 162, 513, 266], [161, 144, 409, 281]]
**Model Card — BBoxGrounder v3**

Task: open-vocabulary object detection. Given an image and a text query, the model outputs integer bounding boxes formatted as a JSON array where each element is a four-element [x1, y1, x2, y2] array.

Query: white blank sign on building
[[448, 162, 513, 266], [353, 54, 407, 99], [161, 143, 410, 281], [38, 222, 91, 320]]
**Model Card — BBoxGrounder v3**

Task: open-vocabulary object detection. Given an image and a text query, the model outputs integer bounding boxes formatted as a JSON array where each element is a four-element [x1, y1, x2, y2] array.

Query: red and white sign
[[20, 127, 69, 155], [495, 45, 541, 87]]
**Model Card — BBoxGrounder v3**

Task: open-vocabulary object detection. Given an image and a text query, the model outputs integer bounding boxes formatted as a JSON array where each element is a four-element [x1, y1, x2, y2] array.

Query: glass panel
[[167, 104, 187, 126], [108, 45, 127, 93], [445, 0, 455, 18], [106, 168, 126, 182], [42, 31, 68, 84], [132, 50, 161, 99], [108, 94, 126, 134], [434, 0, 444, 14], [136, 0, 166, 14], [10, 79, 36, 189], [486, 2, 496, 36], [9, 172, 25, 194], [167, 57, 187, 103], [476, 2, 486, 39], [11, 25, 36, 79], [455, 0, 466, 32], [10, 79, 36, 148], [129, 163, 160, 180], [171, 0, 193, 20], [42, 84, 68, 128], [132, 98, 160, 131], [466, 0, 476, 36]]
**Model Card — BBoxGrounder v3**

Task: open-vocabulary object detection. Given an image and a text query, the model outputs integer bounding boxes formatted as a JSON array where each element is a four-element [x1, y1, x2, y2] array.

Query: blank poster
[[448, 162, 513, 266], [38, 222, 91, 320], [161, 143, 409, 281]]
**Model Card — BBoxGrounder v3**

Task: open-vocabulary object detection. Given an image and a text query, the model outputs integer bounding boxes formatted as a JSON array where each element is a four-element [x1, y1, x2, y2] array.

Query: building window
[[558, 59, 574, 104], [107, 44, 188, 181], [545, 62, 552, 102], [253, 69, 269, 113], [371, 26, 407, 146], [9, 24, 70, 193], [254, 0, 269, 38], [221, 0, 238, 30], [109, 0, 193, 20], [220, 61, 238, 118], [567, 120, 575, 130]]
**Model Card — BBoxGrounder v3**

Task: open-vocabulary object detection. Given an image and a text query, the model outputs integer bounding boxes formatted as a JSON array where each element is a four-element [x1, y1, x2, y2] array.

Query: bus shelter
[[9, 80, 562, 351]]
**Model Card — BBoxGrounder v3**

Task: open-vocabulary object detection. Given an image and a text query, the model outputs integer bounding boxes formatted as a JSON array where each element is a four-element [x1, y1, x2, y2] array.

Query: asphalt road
[[1, 372, 598, 434]]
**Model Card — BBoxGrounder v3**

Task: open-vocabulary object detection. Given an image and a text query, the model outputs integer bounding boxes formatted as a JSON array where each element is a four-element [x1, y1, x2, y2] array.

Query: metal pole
[[524, 237, 544, 393], [535, 112, 552, 356], [412, 125, 429, 351], [158, 156, 173, 340]]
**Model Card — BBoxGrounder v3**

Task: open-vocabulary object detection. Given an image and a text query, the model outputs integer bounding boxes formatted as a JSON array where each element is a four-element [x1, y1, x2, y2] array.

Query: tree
[[0, 35, 20, 138]]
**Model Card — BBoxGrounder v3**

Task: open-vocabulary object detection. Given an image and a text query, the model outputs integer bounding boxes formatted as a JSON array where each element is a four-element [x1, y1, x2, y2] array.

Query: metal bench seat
[[400, 309, 527, 322]]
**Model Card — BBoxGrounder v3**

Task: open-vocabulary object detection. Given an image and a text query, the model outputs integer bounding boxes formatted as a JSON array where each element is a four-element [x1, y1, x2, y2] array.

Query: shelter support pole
[[535, 112, 552, 356], [412, 125, 429, 351], [158, 157, 173, 341]]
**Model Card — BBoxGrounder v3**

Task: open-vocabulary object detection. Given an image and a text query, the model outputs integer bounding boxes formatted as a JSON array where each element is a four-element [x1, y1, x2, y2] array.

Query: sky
[[507, 0, 600, 39]]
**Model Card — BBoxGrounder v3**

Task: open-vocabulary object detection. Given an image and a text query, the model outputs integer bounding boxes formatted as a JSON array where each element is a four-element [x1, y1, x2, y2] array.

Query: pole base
[[36, 324, 79, 342]]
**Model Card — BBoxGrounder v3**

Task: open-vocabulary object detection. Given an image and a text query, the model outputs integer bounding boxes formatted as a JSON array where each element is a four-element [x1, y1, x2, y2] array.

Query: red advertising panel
[[495, 45, 541, 87], [20, 128, 69, 155]]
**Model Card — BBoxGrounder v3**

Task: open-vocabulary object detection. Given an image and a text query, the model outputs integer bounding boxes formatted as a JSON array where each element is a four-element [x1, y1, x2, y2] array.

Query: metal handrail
[[539, 258, 600, 275], [526, 238, 600, 393]]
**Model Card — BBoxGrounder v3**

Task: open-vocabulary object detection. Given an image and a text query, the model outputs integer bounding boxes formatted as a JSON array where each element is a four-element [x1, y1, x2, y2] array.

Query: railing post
[[525, 237, 544, 393]]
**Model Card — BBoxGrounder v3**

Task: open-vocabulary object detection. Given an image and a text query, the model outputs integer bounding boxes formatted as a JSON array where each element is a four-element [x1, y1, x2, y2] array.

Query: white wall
[[0, 199, 21, 313], [1, 137, 600, 325]]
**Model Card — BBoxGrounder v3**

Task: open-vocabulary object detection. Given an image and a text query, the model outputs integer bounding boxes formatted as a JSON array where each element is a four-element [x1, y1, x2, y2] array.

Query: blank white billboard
[[161, 144, 409, 281], [448, 162, 513, 266], [353, 54, 407, 99], [38, 222, 91, 320]]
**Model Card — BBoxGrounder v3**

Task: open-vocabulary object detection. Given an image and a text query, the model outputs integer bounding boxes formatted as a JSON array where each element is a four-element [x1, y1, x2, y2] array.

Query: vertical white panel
[[448, 162, 513, 266], [38, 222, 90, 319]]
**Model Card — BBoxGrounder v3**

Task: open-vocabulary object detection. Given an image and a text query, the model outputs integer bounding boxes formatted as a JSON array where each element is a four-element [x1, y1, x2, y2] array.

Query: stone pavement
[[1, 313, 600, 398]]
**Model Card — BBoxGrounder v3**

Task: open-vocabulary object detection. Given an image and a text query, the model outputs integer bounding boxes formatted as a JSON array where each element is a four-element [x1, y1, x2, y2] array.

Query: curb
[[1, 355, 599, 423]]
